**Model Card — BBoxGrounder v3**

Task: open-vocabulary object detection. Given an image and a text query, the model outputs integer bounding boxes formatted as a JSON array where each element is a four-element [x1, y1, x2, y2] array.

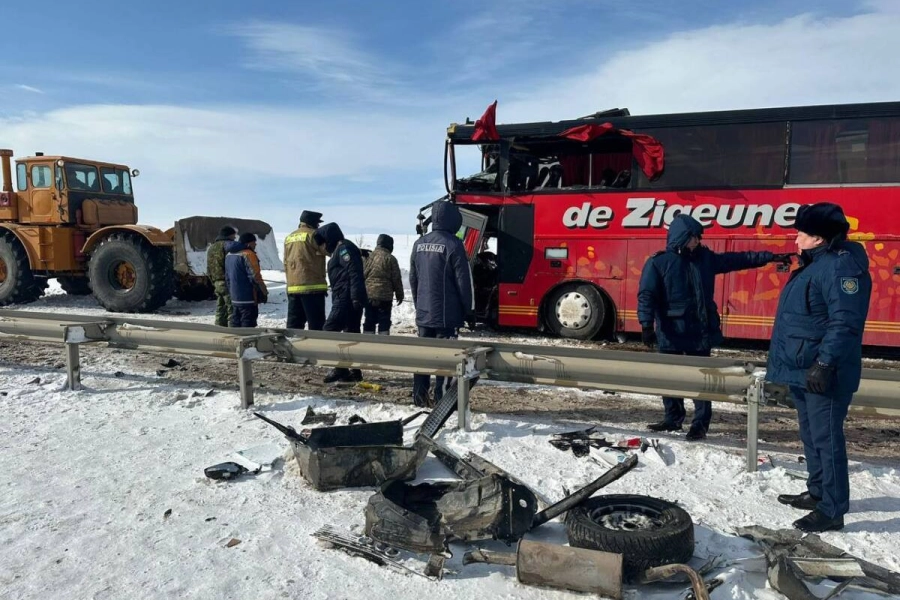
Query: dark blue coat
[[317, 223, 367, 307], [766, 241, 871, 394], [638, 214, 774, 353], [224, 241, 266, 305], [409, 201, 474, 329]]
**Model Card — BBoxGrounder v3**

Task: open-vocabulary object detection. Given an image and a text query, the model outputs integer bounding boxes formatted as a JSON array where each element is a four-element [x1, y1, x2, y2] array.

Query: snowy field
[[2, 234, 900, 599]]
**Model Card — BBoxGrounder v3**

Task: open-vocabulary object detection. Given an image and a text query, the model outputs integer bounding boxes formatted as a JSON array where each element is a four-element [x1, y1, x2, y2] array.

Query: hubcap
[[589, 504, 665, 531], [555, 291, 592, 330], [113, 262, 137, 290]]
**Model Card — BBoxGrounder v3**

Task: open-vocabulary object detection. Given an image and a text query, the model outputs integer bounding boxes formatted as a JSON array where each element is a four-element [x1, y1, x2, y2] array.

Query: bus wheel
[[546, 283, 606, 340]]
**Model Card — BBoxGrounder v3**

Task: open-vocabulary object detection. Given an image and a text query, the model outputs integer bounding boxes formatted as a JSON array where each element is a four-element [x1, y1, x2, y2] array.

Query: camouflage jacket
[[206, 240, 228, 283], [364, 247, 404, 304]]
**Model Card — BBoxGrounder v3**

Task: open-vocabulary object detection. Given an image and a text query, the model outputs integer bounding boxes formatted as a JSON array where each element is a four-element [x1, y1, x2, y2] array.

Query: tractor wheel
[[58, 276, 92, 296], [0, 233, 47, 306], [545, 283, 607, 340], [88, 234, 175, 313]]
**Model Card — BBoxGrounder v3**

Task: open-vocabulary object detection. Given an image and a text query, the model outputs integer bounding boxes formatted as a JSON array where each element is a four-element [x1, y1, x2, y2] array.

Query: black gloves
[[641, 326, 656, 348], [806, 361, 835, 395], [771, 252, 796, 265], [396, 297, 404, 306]]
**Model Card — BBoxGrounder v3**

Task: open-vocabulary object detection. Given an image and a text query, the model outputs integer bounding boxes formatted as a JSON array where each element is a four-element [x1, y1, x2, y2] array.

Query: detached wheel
[[0, 233, 47, 305], [545, 283, 606, 340], [58, 276, 92, 295], [566, 494, 694, 582], [88, 234, 174, 313]]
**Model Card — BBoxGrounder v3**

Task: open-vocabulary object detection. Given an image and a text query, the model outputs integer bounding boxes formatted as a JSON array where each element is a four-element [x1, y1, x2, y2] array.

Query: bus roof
[[447, 100, 900, 142]]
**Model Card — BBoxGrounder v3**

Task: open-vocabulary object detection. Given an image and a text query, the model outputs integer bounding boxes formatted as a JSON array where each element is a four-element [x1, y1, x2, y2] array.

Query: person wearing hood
[[363, 234, 404, 335], [225, 232, 268, 327], [316, 222, 368, 383], [768, 203, 871, 534], [284, 210, 327, 331], [638, 213, 791, 440], [207, 225, 236, 327], [409, 201, 475, 407]]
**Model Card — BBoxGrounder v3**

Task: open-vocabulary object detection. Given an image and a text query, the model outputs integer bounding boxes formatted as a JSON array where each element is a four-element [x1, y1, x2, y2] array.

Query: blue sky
[[1, 0, 898, 234]]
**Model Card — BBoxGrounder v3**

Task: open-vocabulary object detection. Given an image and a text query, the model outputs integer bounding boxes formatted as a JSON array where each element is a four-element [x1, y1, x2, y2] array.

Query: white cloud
[[500, 5, 900, 121], [14, 84, 44, 94]]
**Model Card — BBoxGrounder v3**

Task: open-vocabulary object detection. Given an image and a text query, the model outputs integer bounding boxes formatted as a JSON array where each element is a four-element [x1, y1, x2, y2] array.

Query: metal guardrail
[[1, 308, 898, 473]]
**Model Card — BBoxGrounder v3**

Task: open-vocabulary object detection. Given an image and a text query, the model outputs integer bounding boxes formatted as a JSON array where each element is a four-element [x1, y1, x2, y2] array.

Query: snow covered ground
[[2, 234, 900, 599]]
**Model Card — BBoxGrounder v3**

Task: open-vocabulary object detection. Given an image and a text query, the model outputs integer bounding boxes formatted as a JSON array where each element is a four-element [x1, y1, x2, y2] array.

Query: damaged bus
[[419, 101, 900, 346]]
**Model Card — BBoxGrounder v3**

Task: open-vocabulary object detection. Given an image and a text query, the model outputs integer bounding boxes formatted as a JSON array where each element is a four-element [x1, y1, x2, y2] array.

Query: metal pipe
[[746, 377, 762, 472], [1, 149, 13, 193]]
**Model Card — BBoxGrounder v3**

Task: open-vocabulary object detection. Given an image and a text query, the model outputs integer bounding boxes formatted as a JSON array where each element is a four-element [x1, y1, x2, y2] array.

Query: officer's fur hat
[[793, 203, 850, 242]]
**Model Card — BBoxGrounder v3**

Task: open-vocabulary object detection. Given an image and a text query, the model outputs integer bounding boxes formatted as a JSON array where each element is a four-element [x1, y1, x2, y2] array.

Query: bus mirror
[[131, 169, 140, 178]]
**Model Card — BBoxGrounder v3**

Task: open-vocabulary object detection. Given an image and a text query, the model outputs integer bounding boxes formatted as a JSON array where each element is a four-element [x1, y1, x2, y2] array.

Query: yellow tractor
[[0, 148, 277, 312]]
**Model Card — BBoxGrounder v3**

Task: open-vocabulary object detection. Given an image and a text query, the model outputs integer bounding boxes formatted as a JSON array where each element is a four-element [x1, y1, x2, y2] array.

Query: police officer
[[284, 211, 327, 330], [638, 214, 792, 440], [316, 222, 367, 383], [207, 225, 236, 327], [363, 234, 404, 335], [768, 203, 871, 533], [409, 201, 474, 407]]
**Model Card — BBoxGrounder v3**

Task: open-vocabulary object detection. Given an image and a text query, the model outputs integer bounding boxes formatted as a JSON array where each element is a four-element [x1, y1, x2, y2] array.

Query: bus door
[[457, 207, 488, 262]]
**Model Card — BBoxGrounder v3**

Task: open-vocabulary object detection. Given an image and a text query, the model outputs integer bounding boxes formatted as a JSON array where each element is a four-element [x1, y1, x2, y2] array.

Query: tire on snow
[[545, 282, 607, 340], [88, 233, 174, 313], [58, 276, 92, 295], [565, 494, 694, 582], [0, 232, 48, 306]]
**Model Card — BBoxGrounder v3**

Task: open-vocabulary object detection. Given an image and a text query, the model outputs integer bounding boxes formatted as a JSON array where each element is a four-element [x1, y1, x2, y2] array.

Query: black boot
[[350, 369, 363, 382], [793, 509, 844, 533], [685, 425, 707, 441], [777, 491, 821, 510], [324, 368, 352, 384], [648, 421, 682, 432]]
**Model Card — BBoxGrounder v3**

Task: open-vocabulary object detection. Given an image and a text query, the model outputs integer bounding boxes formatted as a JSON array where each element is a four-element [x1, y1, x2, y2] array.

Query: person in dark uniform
[[316, 222, 367, 383], [768, 203, 871, 533], [409, 201, 474, 407], [638, 214, 792, 440], [284, 210, 327, 330]]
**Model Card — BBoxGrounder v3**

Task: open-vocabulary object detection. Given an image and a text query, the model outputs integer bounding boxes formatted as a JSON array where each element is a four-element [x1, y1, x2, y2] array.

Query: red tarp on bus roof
[[560, 123, 665, 180], [471, 100, 499, 142]]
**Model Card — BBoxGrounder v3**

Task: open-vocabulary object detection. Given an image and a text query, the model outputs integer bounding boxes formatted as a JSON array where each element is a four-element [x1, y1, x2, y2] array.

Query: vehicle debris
[[464, 539, 623, 598], [643, 563, 710, 600], [204, 461, 260, 481], [300, 406, 338, 426], [312, 524, 436, 579], [736, 525, 900, 598], [254, 413, 426, 491]]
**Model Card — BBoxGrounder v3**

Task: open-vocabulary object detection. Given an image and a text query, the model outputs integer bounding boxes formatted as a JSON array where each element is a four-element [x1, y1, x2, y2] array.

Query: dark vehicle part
[[0, 234, 47, 305], [644, 564, 710, 600], [300, 406, 338, 426], [204, 461, 259, 481], [565, 494, 694, 581], [58, 275, 92, 295], [533, 454, 638, 528], [173, 272, 214, 301], [549, 425, 614, 455], [545, 282, 607, 340], [255, 413, 425, 491], [312, 524, 434, 579], [415, 379, 472, 438], [365, 473, 538, 554], [88, 233, 174, 312], [463, 539, 623, 598]]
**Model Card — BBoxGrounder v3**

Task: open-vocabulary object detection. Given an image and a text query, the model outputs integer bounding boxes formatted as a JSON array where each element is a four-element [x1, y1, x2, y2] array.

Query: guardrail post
[[457, 358, 471, 431], [65, 342, 81, 391], [745, 376, 764, 473], [237, 340, 254, 409]]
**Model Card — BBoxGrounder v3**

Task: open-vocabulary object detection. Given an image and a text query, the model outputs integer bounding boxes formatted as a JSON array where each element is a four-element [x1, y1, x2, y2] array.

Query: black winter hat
[[300, 210, 323, 227], [793, 203, 850, 241], [239, 232, 257, 245], [376, 234, 394, 252], [217, 226, 237, 240]]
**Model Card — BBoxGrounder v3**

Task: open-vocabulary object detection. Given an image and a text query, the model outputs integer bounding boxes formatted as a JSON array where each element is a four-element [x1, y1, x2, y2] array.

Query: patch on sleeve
[[339, 248, 351, 263], [840, 277, 859, 294]]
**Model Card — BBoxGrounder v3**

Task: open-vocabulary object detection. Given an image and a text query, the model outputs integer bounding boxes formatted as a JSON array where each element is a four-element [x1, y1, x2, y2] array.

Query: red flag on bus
[[471, 100, 499, 142], [560, 123, 665, 180]]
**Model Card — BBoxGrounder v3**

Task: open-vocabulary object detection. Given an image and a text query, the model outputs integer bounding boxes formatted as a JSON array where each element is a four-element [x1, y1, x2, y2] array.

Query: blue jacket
[[410, 201, 474, 329], [766, 241, 871, 394], [638, 214, 774, 353], [224, 241, 267, 305], [317, 222, 367, 307]]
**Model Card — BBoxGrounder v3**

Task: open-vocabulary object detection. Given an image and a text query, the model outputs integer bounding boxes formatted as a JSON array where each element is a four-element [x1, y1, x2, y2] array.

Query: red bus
[[419, 101, 900, 346]]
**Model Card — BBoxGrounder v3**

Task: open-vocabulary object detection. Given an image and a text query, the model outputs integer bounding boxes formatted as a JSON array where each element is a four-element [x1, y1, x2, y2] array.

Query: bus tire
[[545, 282, 606, 340], [0, 233, 47, 306]]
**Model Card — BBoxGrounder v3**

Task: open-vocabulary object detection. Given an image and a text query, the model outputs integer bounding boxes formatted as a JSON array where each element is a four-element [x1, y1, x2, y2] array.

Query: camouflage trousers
[[213, 280, 233, 327]]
